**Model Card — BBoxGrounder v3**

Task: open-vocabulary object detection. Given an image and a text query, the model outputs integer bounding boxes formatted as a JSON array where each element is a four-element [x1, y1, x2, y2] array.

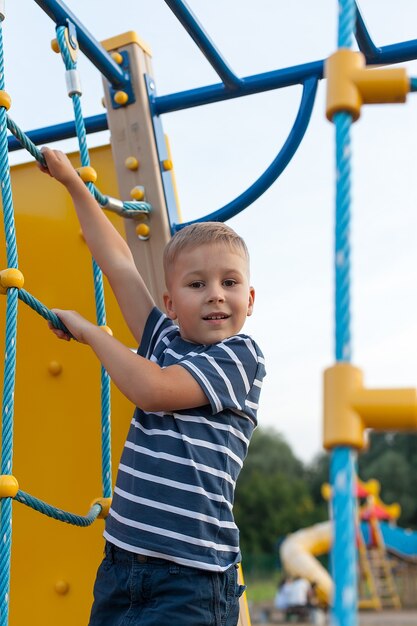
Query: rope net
[[0, 19, 151, 625]]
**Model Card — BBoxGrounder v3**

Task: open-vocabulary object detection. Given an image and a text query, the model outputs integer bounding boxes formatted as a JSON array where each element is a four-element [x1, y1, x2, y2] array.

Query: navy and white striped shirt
[[104, 307, 266, 572]]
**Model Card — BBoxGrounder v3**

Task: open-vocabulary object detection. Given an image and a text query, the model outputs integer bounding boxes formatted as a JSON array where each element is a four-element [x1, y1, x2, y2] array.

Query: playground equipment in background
[[357, 481, 401, 611], [2, 1, 417, 625], [280, 478, 416, 611]]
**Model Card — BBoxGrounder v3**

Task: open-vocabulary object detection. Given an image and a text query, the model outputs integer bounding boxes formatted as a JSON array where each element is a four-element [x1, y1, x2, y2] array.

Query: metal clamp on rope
[[65, 69, 82, 97], [101, 197, 124, 215]]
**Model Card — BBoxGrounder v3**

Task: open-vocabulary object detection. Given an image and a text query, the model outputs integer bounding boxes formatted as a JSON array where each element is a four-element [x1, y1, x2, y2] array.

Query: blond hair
[[163, 222, 249, 281]]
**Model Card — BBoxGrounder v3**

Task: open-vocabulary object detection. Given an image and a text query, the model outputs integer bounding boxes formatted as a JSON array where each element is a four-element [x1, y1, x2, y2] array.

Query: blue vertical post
[[331, 1, 358, 625]]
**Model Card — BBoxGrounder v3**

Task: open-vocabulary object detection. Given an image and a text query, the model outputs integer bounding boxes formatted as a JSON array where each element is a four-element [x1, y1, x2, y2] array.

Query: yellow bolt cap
[[77, 166, 97, 184], [48, 361, 63, 376], [91, 497, 112, 519], [136, 223, 150, 239], [50, 38, 60, 53], [0, 268, 24, 290], [111, 51, 123, 65], [0, 91, 11, 111], [55, 580, 70, 595], [114, 91, 129, 105], [125, 157, 139, 171], [162, 159, 173, 171], [130, 186, 145, 201], [0, 475, 19, 498]]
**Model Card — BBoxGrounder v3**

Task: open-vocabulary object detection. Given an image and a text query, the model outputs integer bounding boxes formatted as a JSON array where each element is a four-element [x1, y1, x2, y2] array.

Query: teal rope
[[17, 288, 71, 336], [57, 24, 113, 498], [14, 491, 102, 527], [0, 12, 20, 623], [6, 112, 150, 217], [331, 2, 358, 626]]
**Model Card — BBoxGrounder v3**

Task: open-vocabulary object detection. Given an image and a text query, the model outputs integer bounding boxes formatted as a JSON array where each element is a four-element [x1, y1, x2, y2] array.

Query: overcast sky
[[4, 1, 417, 462]]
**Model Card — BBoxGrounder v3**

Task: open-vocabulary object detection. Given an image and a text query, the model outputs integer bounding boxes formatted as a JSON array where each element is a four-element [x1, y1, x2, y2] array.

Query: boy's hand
[[39, 147, 81, 188], [49, 309, 95, 344]]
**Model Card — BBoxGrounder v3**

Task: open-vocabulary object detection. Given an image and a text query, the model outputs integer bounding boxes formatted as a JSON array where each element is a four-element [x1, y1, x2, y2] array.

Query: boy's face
[[163, 243, 255, 345]]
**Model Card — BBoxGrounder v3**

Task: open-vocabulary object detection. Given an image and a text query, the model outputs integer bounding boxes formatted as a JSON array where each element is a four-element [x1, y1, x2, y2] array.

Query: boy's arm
[[41, 148, 154, 343], [52, 309, 208, 412]]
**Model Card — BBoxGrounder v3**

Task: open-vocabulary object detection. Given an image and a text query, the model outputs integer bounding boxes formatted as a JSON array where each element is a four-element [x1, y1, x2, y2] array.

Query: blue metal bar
[[154, 60, 324, 114], [33, 0, 129, 89], [7, 114, 108, 152], [154, 34, 417, 115], [173, 77, 318, 231], [354, 1, 417, 65], [354, 2, 381, 60], [370, 39, 417, 66], [163, 0, 242, 90]]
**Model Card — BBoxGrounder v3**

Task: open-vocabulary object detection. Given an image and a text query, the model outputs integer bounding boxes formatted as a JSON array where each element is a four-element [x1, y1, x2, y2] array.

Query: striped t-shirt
[[104, 307, 266, 572]]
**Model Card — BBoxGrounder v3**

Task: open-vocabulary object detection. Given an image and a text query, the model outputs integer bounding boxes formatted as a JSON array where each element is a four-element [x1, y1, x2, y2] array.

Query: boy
[[40, 147, 266, 626]]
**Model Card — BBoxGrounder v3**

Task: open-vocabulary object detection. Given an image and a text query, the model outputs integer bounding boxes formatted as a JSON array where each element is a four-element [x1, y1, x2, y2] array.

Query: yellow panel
[[0, 145, 136, 625]]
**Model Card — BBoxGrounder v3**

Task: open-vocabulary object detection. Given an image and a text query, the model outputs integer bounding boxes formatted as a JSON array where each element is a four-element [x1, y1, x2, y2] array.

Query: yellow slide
[[280, 521, 333, 603]]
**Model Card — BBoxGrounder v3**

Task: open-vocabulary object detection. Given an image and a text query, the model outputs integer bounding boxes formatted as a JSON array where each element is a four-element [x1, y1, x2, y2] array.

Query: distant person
[[287, 575, 310, 609], [274, 576, 293, 611]]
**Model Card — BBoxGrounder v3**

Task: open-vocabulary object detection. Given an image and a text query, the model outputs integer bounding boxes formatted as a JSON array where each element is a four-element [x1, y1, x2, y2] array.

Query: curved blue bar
[[7, 114, 108, 152], [172, 77, 318, 231], [155, 60, 323, 115], [163, 0, 242, 90], [34, 0, 129, 89]]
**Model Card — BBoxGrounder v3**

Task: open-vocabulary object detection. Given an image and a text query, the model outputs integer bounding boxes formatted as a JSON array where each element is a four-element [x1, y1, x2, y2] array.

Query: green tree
[[359, 432, 417, 528], [235, 428, 325, 557]]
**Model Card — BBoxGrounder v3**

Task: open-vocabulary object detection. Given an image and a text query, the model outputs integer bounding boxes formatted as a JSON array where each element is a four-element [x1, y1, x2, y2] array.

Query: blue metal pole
[[354, 2, 381, 61], [154, 60, 324, 114], [7, 113, 108, 152], [163, 0, 242, 90], [331, 0, 358, 624], [33, 0, 129, 89]]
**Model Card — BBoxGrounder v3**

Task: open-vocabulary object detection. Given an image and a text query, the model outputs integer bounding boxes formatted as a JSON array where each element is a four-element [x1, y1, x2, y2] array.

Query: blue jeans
[[88, 542, 246, 626]]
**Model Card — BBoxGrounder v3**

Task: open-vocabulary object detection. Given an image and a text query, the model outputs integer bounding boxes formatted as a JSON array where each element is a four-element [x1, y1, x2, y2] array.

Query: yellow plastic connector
[[50, 38, 60, 53], [136, 223, 150, 239], [111, 51, 123, 65], [0, 475, 19, 498], [125, 156, 139, 171], [323, 363, 417, 450], [114, 91, 129, 105], [325, 49, 409, 122], [0, 90, 11, 111], [162, 159, 173, 171], [77, 166, 97, 184], [0, 268, 24, 294], [91, 497, 112, 519], [100, 325, 113, 336], [130, 185, 145, 201]]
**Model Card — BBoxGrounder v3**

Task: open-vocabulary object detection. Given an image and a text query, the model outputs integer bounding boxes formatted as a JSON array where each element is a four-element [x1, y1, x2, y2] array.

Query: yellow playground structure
[[2, 2, 417, 626]]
